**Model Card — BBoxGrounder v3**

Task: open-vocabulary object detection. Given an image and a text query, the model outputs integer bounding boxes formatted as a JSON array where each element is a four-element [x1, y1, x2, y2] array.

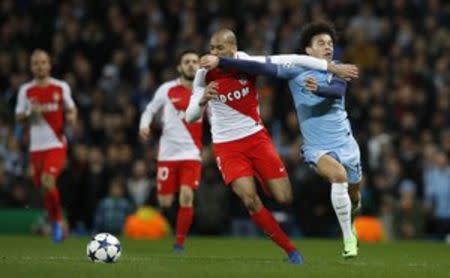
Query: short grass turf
[[0, 235, 448, 278]]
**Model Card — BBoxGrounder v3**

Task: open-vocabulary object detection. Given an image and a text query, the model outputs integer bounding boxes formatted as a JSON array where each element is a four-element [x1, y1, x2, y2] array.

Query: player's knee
[[179, 187, 194, 207], [329, 168, 348, 183], [241, 193, 262, 213], [41, 174, 55, 191], [158, 196, 174, 209], [159, 200, 172, 209], [276, 193, 293, 206]]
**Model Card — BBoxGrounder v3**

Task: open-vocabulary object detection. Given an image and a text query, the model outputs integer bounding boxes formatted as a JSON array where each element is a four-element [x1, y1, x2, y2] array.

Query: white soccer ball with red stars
[[86, 233, 122, 263]]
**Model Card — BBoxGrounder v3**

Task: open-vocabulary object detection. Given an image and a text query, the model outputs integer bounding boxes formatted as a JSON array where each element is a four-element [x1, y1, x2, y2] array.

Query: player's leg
[[231, 177, 263, 213], [343, 138, 363, 239], [348, 183, 361, 242], [156, 162, 177, 227], [266, 177, 293, 205], [40, 148, 66, 243], [316, 153, 357, 258], [214, 137, 302, 264], [32, 151, 62, 243], [250, 131, 293, 205], [232, 178, 302, 264], [157, 194, 175, 209], [173, 161, 201, 251], [173, 186, 194, 251], [348, 183, 361, 220]]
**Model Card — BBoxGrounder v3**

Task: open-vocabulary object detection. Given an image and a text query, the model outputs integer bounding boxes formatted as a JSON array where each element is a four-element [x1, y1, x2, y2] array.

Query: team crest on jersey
[[238, 75, 248, 85], [53, 92, 60, 102]]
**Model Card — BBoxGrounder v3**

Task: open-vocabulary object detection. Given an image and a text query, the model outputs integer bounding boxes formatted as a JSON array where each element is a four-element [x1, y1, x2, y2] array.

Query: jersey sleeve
[[239, 52, 328, 71], [61, 82, 76, 109], [276, 64, 308, 79], [15, 85, 29, 115], [235, 51, 268, 63], [268, 55, 328, 71], [185, 68, 207, 123], [239, 52, 327, 80], [311, 73, 347, 98], [139, 83, 167, 129]]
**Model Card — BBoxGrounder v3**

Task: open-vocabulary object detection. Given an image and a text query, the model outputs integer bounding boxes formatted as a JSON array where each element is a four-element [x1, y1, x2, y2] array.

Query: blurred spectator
[[424, 148, 450, 239], [127, 160, 152, 208], [393, 181, 425, 239], [93, 177, 134, 234]]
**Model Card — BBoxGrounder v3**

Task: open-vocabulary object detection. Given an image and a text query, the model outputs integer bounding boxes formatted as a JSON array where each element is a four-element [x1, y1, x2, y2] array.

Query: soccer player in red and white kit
[[186, 29, 358, 264], [139, 50, 202, 252], [15, 50, 77, 243]]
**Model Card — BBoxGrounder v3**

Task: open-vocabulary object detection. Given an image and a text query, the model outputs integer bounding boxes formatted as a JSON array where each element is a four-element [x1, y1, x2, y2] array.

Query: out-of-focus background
[[0, 0, 449, 241]]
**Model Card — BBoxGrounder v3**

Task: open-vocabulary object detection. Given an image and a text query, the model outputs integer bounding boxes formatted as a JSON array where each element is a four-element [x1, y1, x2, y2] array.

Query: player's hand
[[328, 63, 359, 80], [30, 99, 41, 113], [304, 77, 318, 92], [29, 99, 42, 118], [199, 82, 219, 106], [200, 55, 220, 70], [65, 109, 77, 126], [139, 127, 151, 142]]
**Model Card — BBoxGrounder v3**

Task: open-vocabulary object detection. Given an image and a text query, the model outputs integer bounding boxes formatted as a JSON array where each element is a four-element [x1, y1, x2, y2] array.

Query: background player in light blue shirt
[[200, 21, 362, 258]]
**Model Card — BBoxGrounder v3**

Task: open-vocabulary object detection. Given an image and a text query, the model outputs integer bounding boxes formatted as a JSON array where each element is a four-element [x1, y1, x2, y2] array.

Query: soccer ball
[[86, 233, 122, 263]]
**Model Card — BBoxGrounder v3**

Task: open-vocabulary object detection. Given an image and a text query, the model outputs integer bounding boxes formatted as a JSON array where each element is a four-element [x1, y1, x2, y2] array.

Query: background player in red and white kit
[[15, 49, 77, 243], [186, 29, 358, 264], [139, 50, 202, 252]]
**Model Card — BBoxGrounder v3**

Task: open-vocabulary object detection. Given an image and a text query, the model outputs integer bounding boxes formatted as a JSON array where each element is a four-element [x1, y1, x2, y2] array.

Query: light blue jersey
[[277, 64, 352, 149], [276, 64, 362, 183]]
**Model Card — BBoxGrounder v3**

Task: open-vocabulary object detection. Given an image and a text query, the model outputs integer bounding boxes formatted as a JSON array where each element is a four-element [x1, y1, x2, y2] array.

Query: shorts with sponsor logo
[[156, 160, 202, 195], [30, 147, 67, 187], [213, 129, 288, 186]]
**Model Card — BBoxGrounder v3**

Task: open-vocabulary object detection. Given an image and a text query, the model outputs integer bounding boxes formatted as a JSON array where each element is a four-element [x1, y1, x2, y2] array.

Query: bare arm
[[62, 81, 77, 126], [65, 108, 77, 126]]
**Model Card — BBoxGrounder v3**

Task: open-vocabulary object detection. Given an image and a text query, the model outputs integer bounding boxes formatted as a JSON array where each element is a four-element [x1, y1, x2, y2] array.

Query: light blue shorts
[[302, 137, 362, 184]]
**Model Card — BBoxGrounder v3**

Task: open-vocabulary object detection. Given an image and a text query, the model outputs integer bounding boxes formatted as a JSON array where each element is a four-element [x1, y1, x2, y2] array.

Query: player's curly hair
[[299, 21, 337, 54]]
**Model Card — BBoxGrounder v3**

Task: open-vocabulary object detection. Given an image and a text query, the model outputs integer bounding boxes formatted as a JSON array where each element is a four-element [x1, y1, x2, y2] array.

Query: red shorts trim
[[30, 147, 67, 187], [156, 160, 202, 195], [213, 130, 288, 186]]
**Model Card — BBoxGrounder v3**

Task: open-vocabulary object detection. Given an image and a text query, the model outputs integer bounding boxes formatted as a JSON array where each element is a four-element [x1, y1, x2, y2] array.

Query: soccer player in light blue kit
[[200, 21, 361, 258]]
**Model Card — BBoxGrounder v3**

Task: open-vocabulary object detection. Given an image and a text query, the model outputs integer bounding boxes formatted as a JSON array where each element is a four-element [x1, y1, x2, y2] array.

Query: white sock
[[331, 182, 353, 240]]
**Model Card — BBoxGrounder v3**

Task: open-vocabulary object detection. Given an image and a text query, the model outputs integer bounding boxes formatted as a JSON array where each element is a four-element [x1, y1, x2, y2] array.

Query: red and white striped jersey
[[187, 52, 263, 143], [15, 78, 76, 152], [139, 79, 203, 161], [186, 51, 328, 143]]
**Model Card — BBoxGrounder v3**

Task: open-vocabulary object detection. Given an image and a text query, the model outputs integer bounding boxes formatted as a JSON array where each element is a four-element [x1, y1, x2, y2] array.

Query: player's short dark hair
[[177, 49, 198, 63], [299, 21, 337, 54]]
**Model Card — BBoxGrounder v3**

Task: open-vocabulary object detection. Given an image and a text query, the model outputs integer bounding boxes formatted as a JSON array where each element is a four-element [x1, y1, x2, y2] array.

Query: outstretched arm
[[241, 53, 358, 79], [238, 52, 328, 71], [219, 57, 279, 78], [305, 76, 347, 98], [201, 53, 359, 80]]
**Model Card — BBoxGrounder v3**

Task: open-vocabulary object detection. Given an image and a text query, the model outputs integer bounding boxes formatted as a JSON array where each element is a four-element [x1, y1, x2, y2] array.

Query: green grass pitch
[[0, 235, 448, 278]]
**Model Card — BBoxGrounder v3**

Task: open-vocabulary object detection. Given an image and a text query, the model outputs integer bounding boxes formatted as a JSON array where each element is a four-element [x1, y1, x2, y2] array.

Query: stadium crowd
[[0, 0, 449, 240]]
